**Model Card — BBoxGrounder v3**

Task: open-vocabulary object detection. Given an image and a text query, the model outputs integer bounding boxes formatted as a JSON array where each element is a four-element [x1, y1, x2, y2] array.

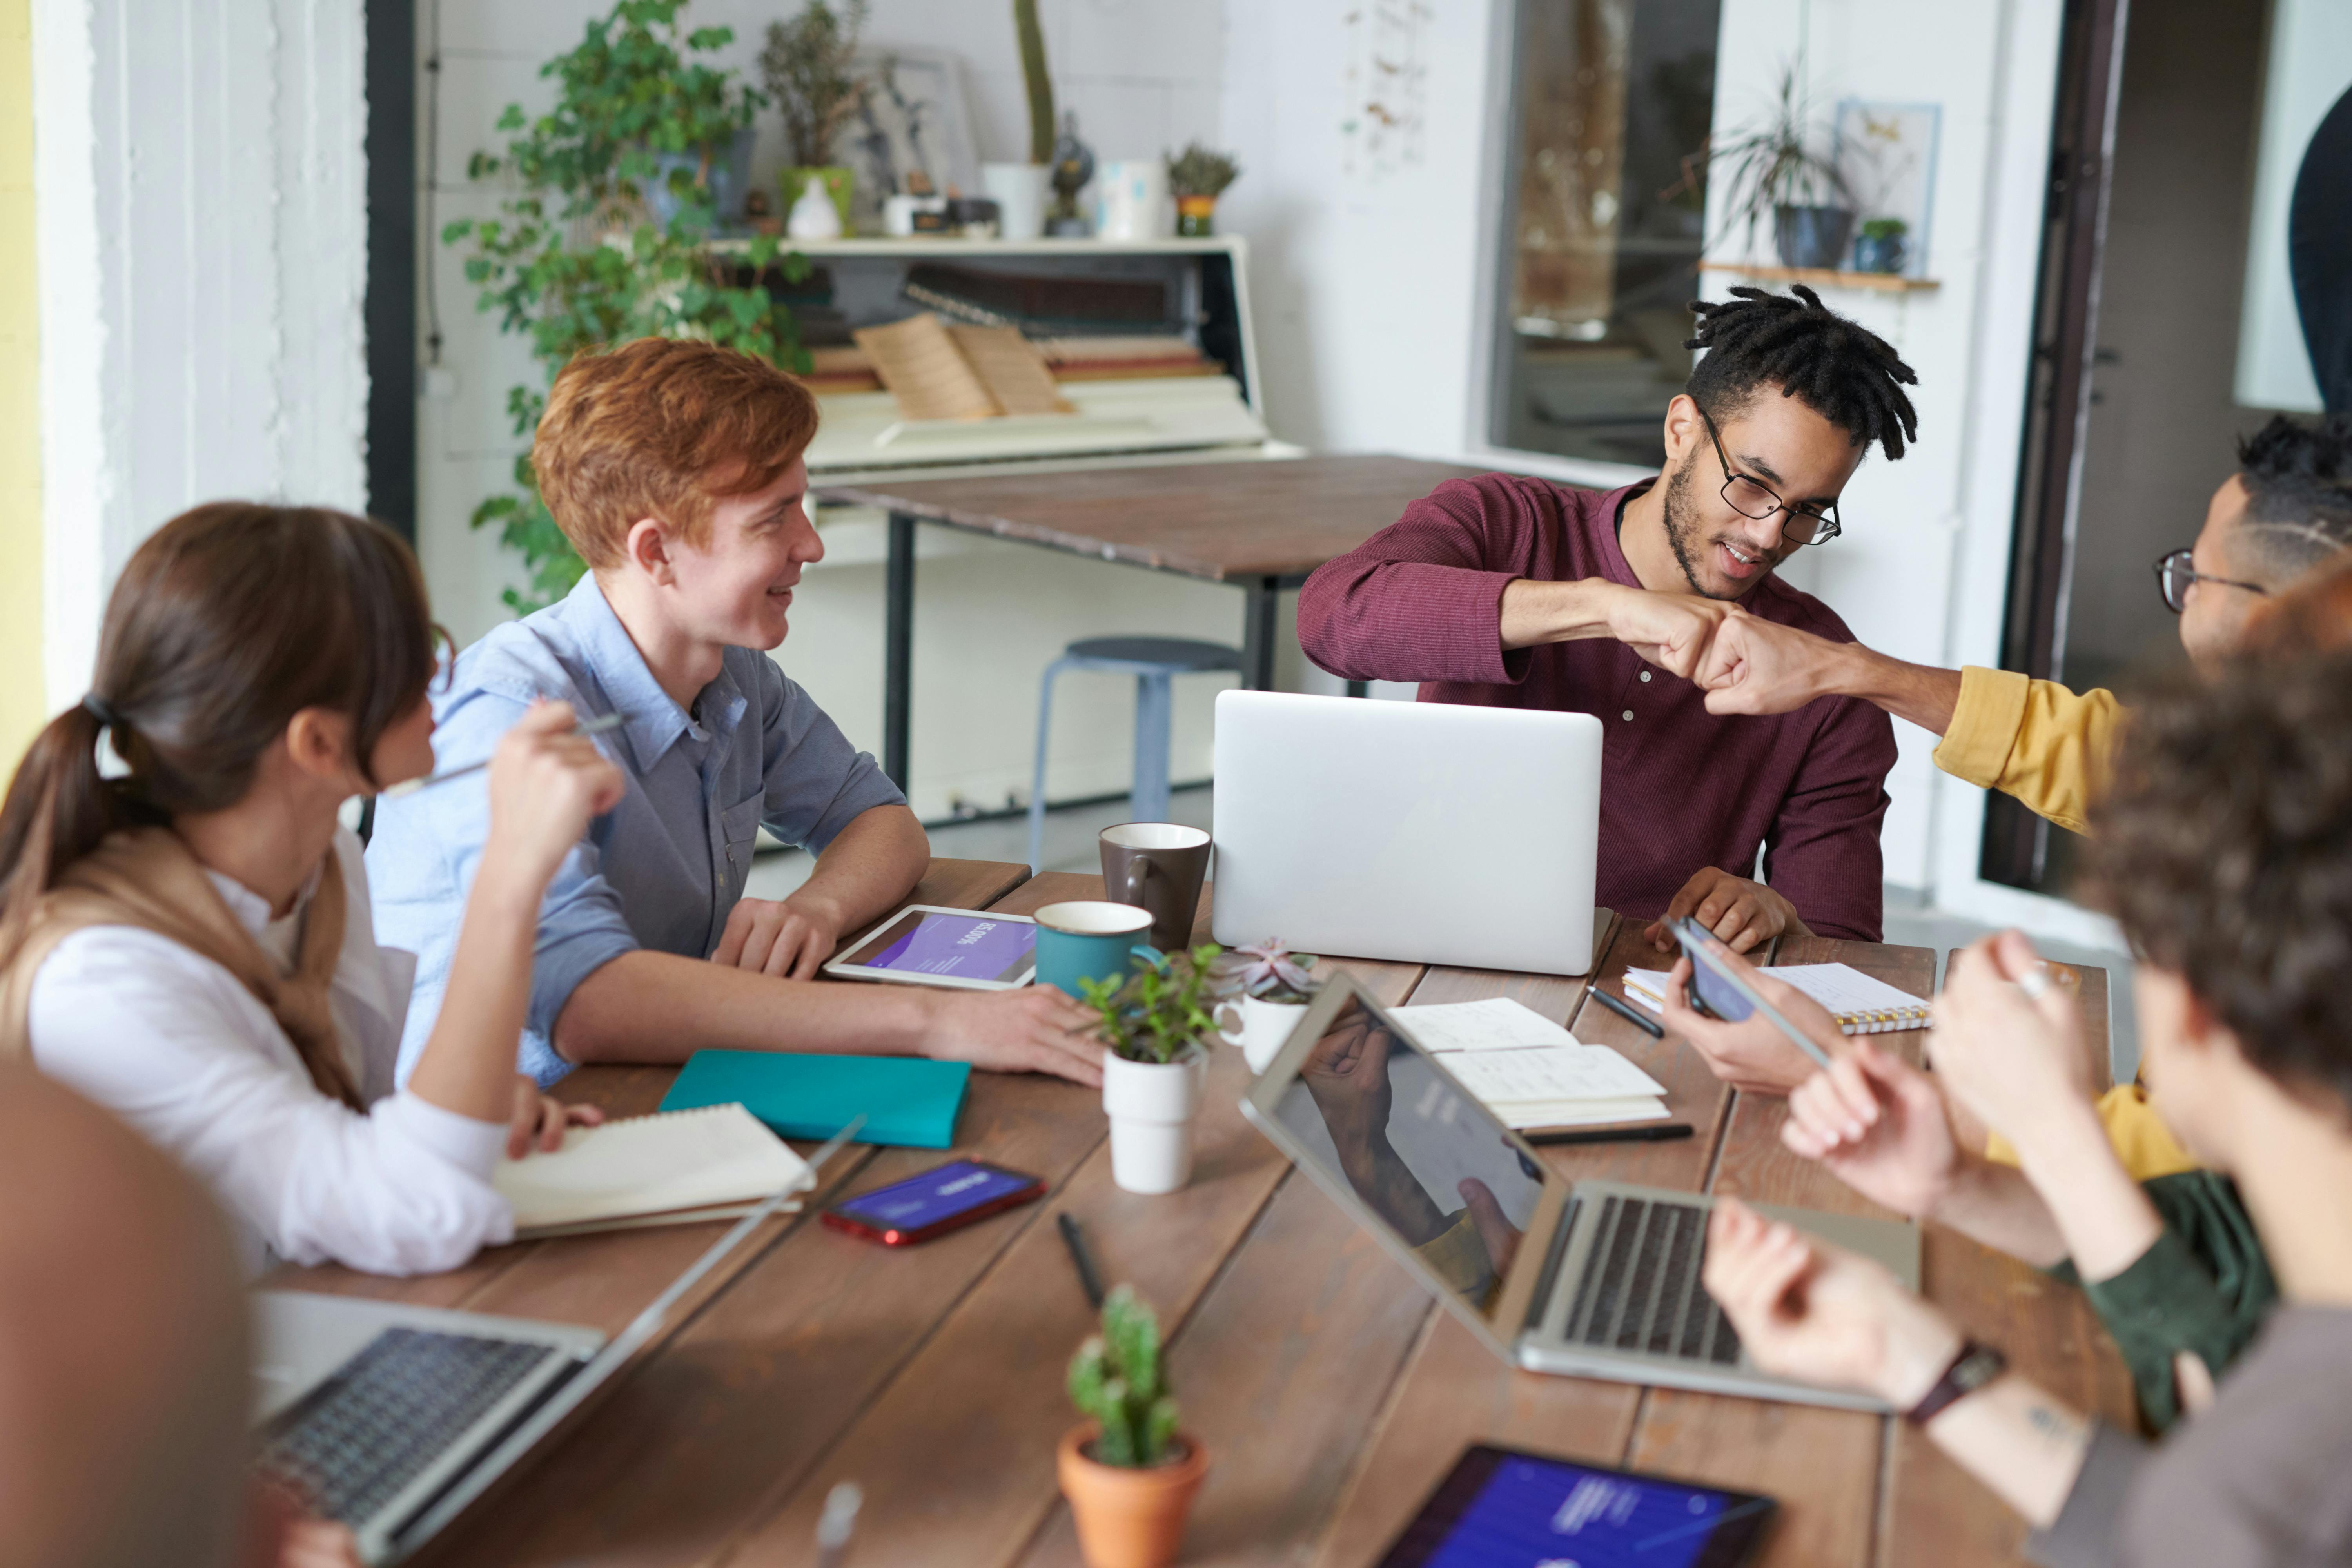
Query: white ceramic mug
[[1216, 993, 1311, 1074], [1095, 159, 1171, 241]]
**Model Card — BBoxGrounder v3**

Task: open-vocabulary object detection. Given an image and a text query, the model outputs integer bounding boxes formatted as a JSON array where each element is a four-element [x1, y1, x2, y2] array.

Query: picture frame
[[838, 48, 982, 233], [1833, 100, 1941, 278]]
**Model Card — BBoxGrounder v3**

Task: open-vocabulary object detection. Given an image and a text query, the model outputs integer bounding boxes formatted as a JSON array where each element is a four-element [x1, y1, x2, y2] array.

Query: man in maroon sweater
[[1299, 286, 1913, 948]]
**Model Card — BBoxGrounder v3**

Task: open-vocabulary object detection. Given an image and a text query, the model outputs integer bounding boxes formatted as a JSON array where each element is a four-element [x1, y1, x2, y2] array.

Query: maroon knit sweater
[[1296, 473, 1895, 940]]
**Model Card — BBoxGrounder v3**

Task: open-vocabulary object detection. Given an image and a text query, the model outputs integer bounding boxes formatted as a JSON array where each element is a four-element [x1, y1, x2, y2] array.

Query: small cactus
[[1066, 1285, 1180, 1467]]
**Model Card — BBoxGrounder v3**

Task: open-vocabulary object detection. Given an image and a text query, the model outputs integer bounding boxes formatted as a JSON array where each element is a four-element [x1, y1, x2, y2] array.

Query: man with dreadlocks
[[1300, 284, 1913, 954]]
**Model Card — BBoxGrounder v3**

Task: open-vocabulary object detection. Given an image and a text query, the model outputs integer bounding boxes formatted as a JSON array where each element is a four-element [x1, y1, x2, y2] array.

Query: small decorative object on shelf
[[1059, 1286, 1208, 1568], [1854, 216, 1908, 275], [1165, 142, 1240, 237], [763, 0, 867, 236], [1080, 944, 1221, 1194], [1049, 111, 1097, 237], [982, 0, 1056, 240], [1679, 61, 1853, 272], [1214, 940, 1318, 1073]]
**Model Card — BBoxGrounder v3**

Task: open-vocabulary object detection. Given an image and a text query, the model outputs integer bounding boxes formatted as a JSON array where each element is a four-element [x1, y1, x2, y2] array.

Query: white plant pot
[[1102, 1046, 1207, 1195], [982, 162, 1051, 241], [1217, 994, 1312, 1074]]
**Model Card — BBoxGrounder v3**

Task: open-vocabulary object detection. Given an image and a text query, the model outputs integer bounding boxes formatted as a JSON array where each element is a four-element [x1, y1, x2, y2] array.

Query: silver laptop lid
[[1240, 975, 1571, 1365]]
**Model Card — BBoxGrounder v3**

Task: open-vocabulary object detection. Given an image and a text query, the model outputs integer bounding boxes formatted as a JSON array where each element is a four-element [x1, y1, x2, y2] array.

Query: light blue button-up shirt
[[367, 573, 906, 1086]]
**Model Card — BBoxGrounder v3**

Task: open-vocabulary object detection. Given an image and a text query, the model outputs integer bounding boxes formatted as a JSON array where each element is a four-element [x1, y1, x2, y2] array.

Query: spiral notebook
[[1621, 962, 1933, 1034], [492, 1102, 813, 1239]]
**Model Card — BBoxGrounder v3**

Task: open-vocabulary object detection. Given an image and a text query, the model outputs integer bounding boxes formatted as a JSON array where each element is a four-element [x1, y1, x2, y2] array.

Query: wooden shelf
[[1699, 260, 1939, 293], [703, 234, 1246, 260]]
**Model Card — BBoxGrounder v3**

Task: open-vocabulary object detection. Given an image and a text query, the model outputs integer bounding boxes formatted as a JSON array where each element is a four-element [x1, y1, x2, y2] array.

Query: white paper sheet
[[1393, 996, 1581, 1053], [1436, 1044, 1666, 1106]]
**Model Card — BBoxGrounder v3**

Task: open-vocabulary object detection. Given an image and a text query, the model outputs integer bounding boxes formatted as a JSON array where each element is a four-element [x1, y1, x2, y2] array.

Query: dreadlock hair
[[1684, 284, 1920, 461], [2232, 413, 2352, 577]]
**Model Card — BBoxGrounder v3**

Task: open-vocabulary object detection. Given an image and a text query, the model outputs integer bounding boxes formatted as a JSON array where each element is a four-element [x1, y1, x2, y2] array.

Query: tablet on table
[[1377, 1443, 1775, 1568], [822, 904, 1039, 990]]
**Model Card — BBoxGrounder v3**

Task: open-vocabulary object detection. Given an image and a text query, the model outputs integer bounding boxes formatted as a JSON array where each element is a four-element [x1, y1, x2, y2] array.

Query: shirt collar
[[560, 573, 731, 773]]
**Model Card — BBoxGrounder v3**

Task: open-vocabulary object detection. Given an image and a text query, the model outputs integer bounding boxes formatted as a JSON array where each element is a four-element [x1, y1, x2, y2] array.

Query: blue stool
[[1027, 636, 1245, 874]]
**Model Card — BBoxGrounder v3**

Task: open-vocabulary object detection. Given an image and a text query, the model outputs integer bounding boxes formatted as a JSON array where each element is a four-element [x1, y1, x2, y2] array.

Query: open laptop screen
[[1269, 995, 1546, 1318]]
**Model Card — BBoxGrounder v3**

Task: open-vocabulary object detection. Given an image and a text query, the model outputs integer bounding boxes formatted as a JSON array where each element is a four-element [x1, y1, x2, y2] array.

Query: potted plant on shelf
[[761, 0, 868, 239], [1214, 940, 1319, 1074], [1165, 143, 1240, 237], [1058, 1285, 1209, 1568], [1685, 61, 1853, 272], [1853, 216, 1908, 275], [982, 0, 1055, 239], [444, 0, 810, 613], [1080, 945, 1222, 1195]]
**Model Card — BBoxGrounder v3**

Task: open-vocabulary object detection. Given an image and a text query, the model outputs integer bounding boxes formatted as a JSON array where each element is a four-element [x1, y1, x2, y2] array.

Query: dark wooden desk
[[816, 455, 1486, 788], [276, 871, 2128, 1568]]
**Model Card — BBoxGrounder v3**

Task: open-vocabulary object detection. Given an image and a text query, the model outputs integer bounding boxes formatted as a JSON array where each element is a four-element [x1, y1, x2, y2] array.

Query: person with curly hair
[[1704, 645, 2352, 1565]]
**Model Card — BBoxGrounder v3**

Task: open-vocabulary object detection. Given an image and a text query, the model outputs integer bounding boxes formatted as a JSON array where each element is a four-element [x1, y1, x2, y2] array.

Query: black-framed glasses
[[2153, 548, 2268, 614], [1699, 407, 1842, 547]]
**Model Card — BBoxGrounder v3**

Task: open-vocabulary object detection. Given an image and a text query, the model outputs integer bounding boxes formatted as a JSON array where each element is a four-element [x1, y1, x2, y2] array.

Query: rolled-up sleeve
[[1933, 667, 2122, 837], [30, 931, 515, 1276], [755, 662, 907, 852], [1296, 480, 1534, 686]]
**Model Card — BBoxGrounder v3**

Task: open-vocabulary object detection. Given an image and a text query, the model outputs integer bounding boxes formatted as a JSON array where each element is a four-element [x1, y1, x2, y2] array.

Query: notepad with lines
[[1621, 962, 1933, 1034], [493, 1102, 811, 1238]]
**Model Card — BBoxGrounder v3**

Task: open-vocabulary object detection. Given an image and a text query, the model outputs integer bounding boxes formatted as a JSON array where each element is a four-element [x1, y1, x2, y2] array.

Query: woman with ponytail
[[0, 502, 624, 1276]]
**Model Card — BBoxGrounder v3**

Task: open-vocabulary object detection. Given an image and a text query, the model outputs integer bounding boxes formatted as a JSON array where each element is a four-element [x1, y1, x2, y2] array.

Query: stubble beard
[[1661, 455, 1777, 603]]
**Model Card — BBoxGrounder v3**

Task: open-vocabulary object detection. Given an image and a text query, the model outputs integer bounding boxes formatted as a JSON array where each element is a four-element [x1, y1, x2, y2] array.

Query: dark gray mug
[[1099, 822, 1211, 953]]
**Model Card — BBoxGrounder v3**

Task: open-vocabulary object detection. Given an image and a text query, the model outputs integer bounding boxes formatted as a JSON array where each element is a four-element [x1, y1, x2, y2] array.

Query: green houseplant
[[1057, 1286, 1209, 1568], [1213, 940, 1319, 1074], [444, 0, 809, 613], [762, 0, 868, 236], [1164, 142, 1240, 237], [981, 0, 1056, 240], [1685, 61, 1853, 271], [1081, 946, 1221, 1195]]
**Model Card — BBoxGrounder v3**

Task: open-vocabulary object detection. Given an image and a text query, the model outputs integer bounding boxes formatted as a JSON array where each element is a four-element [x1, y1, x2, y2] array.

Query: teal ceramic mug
[[1034, 900, 1156, 998]]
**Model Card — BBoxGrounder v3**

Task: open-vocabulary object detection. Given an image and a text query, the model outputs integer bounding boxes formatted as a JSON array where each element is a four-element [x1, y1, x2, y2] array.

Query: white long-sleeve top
[[27, 827, 514, 1277]]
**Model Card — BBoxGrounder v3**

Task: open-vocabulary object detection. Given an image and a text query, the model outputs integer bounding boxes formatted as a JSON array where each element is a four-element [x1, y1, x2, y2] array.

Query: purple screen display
[[1423, 1456, 1735, 1568], [835, 1161, 1036, 1229], [853, 912, 1035, 982]]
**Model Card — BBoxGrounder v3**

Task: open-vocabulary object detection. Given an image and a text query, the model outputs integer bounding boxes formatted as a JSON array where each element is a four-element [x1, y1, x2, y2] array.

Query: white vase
[[982, 162, 1051, 241], [1096, 159, 1171, 241], [786, 179, 844, 241], [1102, 1046, 1207, 1195], [1216, 993, 1311, 1074]]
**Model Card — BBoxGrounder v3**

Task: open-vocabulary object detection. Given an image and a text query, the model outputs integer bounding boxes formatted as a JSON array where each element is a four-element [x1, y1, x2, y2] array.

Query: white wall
[[32, 0, 369, 712], [2235, 0, 2352, 413]]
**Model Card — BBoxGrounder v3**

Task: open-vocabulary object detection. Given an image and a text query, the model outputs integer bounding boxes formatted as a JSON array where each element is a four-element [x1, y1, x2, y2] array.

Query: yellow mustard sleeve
[[1931, 666, 2124, 837], [1985, 1085, 2202, 1183]]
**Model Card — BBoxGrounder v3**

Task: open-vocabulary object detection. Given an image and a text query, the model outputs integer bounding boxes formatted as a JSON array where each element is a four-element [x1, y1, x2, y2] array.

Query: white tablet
[[822, 904, 1039, 991]]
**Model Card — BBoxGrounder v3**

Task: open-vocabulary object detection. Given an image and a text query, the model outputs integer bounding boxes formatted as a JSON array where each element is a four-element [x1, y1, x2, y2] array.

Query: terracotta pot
[[1057, 1424, 1209, 1568]]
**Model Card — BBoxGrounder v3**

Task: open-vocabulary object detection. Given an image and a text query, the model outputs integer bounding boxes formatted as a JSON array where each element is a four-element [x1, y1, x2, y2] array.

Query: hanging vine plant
[[444, 0, 813, 613]]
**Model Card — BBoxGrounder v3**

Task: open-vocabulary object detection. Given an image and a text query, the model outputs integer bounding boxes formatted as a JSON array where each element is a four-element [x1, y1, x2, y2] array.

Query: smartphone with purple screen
[[821, 1159, 1046, 1246], [1376, 1443, 1775, 1567]]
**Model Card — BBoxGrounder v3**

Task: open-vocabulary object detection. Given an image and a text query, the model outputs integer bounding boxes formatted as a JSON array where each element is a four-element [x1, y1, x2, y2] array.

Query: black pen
[[1590, 985, 1666, 1038], [1522, 1122, 1693, 1147], [1058, 1213, 1106, 1308]]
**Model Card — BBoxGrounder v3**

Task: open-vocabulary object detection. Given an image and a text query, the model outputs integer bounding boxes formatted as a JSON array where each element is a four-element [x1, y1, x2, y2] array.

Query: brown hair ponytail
[[0, 503, 442, 966]]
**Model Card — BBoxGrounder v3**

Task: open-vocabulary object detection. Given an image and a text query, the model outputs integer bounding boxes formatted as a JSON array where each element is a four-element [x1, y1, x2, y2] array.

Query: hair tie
[[81, 693, 121, 730]]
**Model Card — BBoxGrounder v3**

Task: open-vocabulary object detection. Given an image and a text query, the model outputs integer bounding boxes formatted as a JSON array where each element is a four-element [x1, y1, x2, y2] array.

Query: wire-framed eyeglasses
[[2153, 547, 2267, 614], [1699, 407, 1842, 547]]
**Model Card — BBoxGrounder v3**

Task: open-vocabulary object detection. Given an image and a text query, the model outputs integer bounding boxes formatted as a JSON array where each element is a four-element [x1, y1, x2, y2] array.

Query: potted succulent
[[1214, 940, 1320, 1074], [1058, 1286, 1209, 1568], [1165, 142, 1240, 237], [1079, 945, 1221, 1195], [982, 0, 1055, 239], [762, 0, 867, 238], [1684, 62, 1854, 271], [1853, 216, 1908, 275]]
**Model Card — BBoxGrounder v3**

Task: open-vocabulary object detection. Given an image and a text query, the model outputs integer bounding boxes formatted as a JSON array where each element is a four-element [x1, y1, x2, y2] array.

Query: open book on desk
[[493, 1103, 812, 1240], [1393, 998, 1670, 1131]]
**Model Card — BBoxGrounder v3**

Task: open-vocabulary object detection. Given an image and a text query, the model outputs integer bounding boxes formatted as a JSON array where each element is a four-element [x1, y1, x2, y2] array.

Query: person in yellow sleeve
[[1690, 412, 2352, 1180]]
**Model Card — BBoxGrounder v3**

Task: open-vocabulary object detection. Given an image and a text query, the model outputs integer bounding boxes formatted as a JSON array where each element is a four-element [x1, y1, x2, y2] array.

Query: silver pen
[[379, 710, 630, 799]]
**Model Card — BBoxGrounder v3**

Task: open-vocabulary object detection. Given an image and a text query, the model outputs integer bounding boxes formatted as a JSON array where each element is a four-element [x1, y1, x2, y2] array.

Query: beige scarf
[[0, 827, 364, 1110]]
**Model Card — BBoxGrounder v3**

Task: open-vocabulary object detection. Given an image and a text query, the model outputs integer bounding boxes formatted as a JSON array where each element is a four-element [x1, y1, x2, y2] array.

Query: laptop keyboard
[[1562, 1195, 1742, 1366], [258, 1328, 561, 1525]]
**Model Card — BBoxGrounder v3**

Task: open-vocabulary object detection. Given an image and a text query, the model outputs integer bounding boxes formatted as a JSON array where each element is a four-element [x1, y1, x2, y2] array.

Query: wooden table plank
[[906, 856, 1035, 916], [818, 455, 1488, 583]]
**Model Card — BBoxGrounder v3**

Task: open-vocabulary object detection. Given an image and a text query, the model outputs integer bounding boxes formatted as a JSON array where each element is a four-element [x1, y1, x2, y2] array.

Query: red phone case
[[819, 1165, 1046, 1246]]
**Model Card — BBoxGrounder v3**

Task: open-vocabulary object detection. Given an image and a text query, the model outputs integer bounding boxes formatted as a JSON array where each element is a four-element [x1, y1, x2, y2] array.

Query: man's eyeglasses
[[1699, 407, 1842, 547], [2153, 548, 2267, 614]]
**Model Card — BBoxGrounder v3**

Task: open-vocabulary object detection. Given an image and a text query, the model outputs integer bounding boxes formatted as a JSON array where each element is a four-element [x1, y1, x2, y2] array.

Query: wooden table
[[816, 455, 1486, 788], [272, 865, 2132, 1567]]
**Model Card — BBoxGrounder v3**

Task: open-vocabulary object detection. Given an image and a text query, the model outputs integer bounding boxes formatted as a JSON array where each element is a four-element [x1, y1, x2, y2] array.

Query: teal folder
[[657, 1051, 971, 1149]]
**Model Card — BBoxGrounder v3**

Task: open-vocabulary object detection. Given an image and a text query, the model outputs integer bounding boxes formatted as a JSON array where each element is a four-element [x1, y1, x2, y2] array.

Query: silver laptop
[[1241, 978, 1918, 1411], [248, 1120, 858, 1563], [1210, 690, 1602, 975]]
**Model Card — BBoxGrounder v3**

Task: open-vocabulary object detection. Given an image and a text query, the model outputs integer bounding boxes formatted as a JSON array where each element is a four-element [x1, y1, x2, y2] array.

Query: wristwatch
[[1905, 1339, 2008, 1425]]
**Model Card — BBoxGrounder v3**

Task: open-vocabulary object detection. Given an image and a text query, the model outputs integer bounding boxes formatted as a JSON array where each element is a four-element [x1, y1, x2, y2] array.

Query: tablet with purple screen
[[1377, 1445, 1774, 1568], [822, 904, 1039, 990]]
